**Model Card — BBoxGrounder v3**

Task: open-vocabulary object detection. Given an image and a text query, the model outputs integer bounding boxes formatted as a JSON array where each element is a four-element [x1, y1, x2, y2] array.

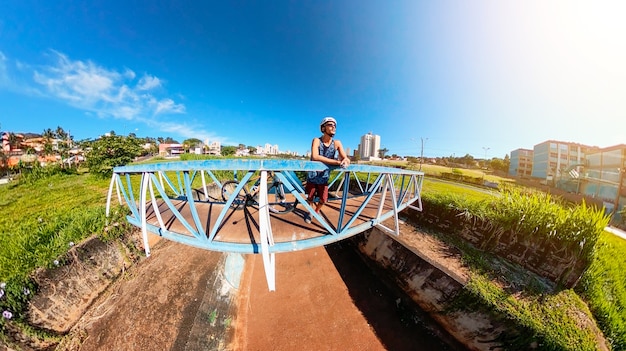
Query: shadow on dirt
[[325, 237, 468, 351]]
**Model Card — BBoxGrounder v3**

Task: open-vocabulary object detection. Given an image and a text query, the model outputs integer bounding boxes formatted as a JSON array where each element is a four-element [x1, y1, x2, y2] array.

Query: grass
[[578, 232, 626, 350], [420, 179, 626, 350], [1, 160, 625, 350], [0, 172, 128, 330]]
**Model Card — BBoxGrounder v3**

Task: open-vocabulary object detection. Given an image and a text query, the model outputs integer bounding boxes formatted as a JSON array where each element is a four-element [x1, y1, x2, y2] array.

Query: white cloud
[[123, 68, 136, 80], [137, 75, 161, 90], [0, 50, 233, 143], [154, 98, 185, 115], [25, 50, 185, 120], [0, 51, 8, 86]]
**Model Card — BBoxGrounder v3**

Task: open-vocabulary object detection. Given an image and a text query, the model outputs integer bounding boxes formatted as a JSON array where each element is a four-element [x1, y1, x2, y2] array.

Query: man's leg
[[304, 182, 317, 223], [314, 184, 329, 213]]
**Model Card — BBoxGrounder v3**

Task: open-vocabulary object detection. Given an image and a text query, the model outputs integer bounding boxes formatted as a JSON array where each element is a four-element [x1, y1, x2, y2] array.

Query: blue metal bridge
[[107, 159, 424, 290]]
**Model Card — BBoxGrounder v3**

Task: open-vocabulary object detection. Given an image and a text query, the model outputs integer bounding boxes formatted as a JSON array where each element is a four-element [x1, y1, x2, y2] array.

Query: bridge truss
[[107, 159, 424, 290]]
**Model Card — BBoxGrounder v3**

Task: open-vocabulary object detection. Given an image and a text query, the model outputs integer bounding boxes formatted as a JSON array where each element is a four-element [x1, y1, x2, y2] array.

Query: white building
[[358, 132, 381, 160], [256, 143, 280, 155], [204, 139, 221, 155]]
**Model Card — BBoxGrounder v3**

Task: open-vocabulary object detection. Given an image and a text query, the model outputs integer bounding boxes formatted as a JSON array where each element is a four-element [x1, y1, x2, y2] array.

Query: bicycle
[[221, 171, 298, 214]]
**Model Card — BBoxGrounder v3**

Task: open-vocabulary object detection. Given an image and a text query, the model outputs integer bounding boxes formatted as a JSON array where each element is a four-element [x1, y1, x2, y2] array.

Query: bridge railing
[[107, 159, 423, 290]]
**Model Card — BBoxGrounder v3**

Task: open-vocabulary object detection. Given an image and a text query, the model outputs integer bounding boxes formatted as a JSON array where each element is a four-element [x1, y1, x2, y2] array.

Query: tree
[[55, 126, 73, 166], [41, 128, 55, 155], [247, 146, 257, 154], [182, 138, 203, 153], [461, 153, 475, 167], [490, 155, 511, 173], [221, 145, 237, 157], [8, 132, 19, 150], [406, 156, 418, 164], [378, 148, 389, 159], [85, 135, 142, 178]]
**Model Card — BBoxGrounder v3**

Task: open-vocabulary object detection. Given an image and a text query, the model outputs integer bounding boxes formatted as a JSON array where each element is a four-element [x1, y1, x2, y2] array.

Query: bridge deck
[[144, 192, 393, 246]]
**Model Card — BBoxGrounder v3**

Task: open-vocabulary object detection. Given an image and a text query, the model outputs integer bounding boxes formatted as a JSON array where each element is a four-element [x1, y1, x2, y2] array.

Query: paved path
[[69, 236, 457, 350]]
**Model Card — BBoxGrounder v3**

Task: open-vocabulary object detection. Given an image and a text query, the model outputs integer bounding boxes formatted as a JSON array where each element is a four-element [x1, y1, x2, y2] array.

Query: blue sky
[[1, 1, 625, 159]]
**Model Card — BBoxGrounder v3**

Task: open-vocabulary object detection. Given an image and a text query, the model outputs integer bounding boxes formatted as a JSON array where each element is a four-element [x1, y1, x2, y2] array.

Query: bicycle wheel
[[221, 180, 247, 209], [264, 182, 297, 214]]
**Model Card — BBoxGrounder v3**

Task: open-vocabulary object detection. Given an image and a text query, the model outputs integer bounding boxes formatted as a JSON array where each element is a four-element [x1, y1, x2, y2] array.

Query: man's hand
[[340, 158, 350, 168]]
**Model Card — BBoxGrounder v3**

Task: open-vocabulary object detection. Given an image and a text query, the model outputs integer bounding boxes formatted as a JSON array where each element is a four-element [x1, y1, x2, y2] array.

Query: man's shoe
[[304, 214, 312, 224]]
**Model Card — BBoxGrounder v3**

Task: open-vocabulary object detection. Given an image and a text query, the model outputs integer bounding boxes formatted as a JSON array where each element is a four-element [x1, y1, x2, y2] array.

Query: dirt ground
[[56, 220, 468, 351]]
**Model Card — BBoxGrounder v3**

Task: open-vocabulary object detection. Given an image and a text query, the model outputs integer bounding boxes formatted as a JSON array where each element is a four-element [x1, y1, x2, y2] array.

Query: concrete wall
[[354, 228, 508, 351]]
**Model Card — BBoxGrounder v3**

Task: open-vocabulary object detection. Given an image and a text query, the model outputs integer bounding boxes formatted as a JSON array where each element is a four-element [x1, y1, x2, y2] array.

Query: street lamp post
[[482, 146, 490, 181], [420, 137, 428, 171]]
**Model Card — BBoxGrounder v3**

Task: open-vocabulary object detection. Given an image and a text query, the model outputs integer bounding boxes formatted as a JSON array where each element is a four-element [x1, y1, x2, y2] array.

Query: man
[[304, 116, 350, 223]]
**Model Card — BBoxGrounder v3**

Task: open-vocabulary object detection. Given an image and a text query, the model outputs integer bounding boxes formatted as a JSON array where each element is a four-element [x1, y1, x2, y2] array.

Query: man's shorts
[[305, 182, 329, 204]]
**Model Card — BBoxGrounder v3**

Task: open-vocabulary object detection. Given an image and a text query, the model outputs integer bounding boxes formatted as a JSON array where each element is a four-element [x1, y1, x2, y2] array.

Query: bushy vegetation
[[579, 233, 626, 350], [85, 135, 143, 178], [15, 163, 79, 185], [0, 172, 130, 334], [421, 180, 625, 350], [424, 187, 609, 272]]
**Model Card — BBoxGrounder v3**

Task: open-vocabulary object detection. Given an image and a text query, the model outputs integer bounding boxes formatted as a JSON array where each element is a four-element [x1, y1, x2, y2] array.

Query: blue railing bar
[[207, 171, 255, 241], [352, 171, 366, 194], [150, 172, 201, 237], [339, 173, 385, 231], [396, 175, 411, 207], [284, 170, 305, 193], [120, 173, 140, 220], [147, 174, 167, 232], [366, 172, 374, 192], [175, 171, 185, 198], [205, 170, 222, 191], [158, 171, 182, 197], [398, 174, 407, 206], [377, 174, 400, 236], [114, 160, 423, 175], [337, 171, 350, 231], [183, 171, 206, 239], [273, 171, 339, 235]]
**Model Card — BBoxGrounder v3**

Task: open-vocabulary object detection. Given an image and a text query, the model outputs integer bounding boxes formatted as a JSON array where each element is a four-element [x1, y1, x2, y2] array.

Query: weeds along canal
[[325, 239, 469, 351]]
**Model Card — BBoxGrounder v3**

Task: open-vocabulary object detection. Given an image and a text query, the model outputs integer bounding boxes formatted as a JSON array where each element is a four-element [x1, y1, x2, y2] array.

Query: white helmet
[[320, 117, 337, 132]]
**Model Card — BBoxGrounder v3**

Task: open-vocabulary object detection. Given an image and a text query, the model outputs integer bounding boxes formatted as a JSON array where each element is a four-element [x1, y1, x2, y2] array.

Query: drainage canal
[[325, 240, 469, 351]]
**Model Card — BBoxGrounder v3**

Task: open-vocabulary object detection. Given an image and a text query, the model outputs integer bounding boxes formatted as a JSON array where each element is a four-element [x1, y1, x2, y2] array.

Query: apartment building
[[557, 144, 626, 218], [508, 148, 533, 177], [530, 140, 594, 182], [511, 139, 626, 220], [358, 132, 381, 161]]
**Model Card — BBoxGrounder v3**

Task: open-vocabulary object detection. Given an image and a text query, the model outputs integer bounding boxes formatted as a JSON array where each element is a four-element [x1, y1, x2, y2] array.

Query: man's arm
[[310, 138, 341, 166], [335, 140, 351, 168]]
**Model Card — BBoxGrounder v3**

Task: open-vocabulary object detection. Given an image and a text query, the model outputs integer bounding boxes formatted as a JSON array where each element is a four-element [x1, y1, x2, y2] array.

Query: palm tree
[[42, 128, 55, 156], [8, 132, 19, 150], [378, 148, 389, 159]]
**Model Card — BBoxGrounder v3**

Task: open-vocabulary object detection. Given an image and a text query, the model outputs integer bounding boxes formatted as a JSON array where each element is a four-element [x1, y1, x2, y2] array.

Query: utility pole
[[420, 137, 428, 171], [482, 146, 490, 181]]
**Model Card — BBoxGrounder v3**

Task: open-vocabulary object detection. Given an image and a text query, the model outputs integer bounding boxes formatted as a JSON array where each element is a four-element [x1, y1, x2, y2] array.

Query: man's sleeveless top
[[307, 138, 336, 184]]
